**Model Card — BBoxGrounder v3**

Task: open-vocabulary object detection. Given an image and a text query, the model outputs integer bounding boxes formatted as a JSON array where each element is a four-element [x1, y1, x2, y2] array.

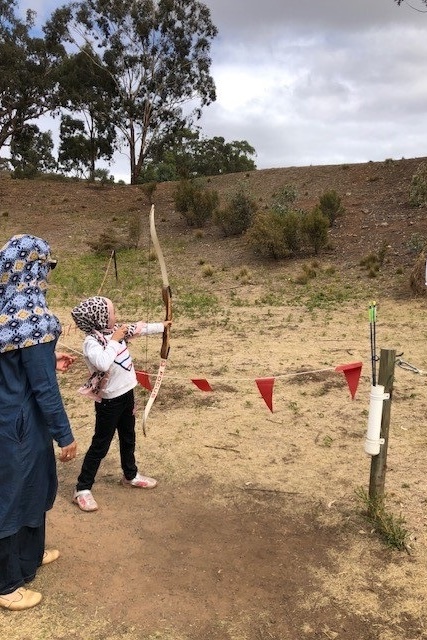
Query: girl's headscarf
[[71, 296, 139, 338], [71, 296, 113, 335], [0, 234, 61, 353]]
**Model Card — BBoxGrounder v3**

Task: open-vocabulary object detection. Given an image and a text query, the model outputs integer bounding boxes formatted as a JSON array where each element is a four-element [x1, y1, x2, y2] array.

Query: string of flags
[[59, 335, 363, 413], [136, 361, 363, 413]]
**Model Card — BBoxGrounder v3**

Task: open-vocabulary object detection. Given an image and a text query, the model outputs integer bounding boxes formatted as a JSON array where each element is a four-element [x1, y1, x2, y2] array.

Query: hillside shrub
[[301, 206, 329, 254], [190, 188, 219, 227], [410, 251, 427, 296], [140, 181, 157, 204], [359, 241, 388, 278], [214, 186, 257, 236], [407, 232, 426, 255], [174, 179, 196, 214], [318, 189, 344, 226], [409, 162, 427, 207], [245, 210, 289, 259], [174, 179, 219, 227], [246, 208, 305, 259], [281, 210, 302, 253]]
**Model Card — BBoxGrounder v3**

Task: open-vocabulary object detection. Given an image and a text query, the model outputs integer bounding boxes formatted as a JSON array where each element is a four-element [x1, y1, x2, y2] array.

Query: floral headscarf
[[0, 234, 61, 353]]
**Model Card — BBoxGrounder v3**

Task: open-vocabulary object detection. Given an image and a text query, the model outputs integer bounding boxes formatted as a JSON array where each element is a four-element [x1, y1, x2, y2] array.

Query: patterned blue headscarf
[[0, 234, 61, 353]]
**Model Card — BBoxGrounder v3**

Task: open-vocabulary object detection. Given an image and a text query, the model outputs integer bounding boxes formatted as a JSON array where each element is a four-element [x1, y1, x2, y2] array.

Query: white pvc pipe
[[364, 384, 390, 456]]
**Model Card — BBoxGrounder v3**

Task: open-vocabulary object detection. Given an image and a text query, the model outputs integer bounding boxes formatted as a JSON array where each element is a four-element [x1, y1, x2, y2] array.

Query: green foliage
[[409, 161, 427, 207], [214, 185, 257, 236], [271, 184, 297, 212], [281, 210, 302, 253], [144, 131, 257, 182], [301, 206, 329, 254], [46, 0, 218, 184], [0, 0, 64, 149], [318, 189, 344, 226], [92, 168, 114, 184], [245, 210, 291, 259], [10, 124, 56, 179], [140, 182, 157, 204], [356, 487, 409, 552], [190, 188, 219, 227], [174, 180, 196, 214], [407, 232, 426, 255], [246, 183, 308, 259], [174, 179, 219, 227], [177, 291, 219, 318], [359, 241, 388, 277], [304, 287, 352, 311], [56, 46, 117, 180], [190, 136, 256, 176]]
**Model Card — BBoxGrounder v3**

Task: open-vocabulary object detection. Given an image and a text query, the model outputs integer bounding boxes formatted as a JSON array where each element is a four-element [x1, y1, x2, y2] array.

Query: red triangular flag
[[255, 377, 275, 412], [335, 362, 363, 399], [135, 370, 153, 391], [191, 378, 213, 391]]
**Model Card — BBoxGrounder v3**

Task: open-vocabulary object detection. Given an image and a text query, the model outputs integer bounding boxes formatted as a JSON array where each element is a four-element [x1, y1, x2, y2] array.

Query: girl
[[71, 296, 171, 512]]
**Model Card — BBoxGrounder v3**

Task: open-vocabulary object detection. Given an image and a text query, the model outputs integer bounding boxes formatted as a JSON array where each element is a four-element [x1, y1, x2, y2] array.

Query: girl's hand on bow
[[112, 325, 128, 342]]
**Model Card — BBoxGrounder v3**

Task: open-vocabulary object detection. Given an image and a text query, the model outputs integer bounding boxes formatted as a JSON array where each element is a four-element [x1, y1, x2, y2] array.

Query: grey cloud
[[205, 0, 424, 40], [17, 0, 427, 177]]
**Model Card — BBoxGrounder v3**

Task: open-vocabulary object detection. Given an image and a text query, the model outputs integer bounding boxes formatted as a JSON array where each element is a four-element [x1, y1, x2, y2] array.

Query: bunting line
[[58, 337, 363, 412]]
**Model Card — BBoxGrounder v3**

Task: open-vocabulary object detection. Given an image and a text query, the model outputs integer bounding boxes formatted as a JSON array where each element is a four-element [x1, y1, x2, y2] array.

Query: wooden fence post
[[368, 348, 396, 500]]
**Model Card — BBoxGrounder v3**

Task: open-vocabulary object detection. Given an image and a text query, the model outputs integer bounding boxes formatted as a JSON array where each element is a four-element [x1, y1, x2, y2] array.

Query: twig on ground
[[204, 445, 240, 453]]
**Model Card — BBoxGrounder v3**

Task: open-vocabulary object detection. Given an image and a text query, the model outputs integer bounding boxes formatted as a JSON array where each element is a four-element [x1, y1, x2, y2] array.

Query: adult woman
[[0, 234, 77, 611]]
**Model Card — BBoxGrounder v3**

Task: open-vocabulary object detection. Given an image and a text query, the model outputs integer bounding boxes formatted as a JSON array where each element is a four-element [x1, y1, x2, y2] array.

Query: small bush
[[174, 179, 219, 227], [409, 251, 427, 296], [246, 210, 290, 259], [140, 181, 157, 204], [301, 206, 329, 255], [174, 179, 196, 214], [201, 264, 214, 277], [356, 487, 409, 552], [214, 187, 257, 236], [87, 229, 129, 253], [270, 185, 297, 213], [359, 241, 388, 277], [409, 162, 427, 207], [407, 232, 426, 255], [189, 188, 219, 227], [281, 210, 302, 254], [318, 189, 344, 226]]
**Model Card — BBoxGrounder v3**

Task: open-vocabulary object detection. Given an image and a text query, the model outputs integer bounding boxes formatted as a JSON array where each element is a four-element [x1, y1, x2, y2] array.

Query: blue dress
[[0, 340, 74, 538]]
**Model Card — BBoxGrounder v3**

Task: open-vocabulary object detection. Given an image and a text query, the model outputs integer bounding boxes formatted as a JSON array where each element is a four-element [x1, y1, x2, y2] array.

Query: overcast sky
[[18, 0, 427, 180]]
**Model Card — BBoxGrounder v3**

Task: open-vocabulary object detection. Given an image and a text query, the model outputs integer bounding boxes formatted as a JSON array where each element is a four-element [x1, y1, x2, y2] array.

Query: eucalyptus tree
[[10, 124, 56, 178], [45, 0, 218, 184], [57, 47, 117, 180], [190, 137, 257, 176], [143, 131, 257, 182], [0, 0, 63, 151]]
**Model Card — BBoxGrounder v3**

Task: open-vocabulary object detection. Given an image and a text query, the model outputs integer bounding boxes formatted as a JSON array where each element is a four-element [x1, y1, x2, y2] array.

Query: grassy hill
[[1, 156, 427, 311]]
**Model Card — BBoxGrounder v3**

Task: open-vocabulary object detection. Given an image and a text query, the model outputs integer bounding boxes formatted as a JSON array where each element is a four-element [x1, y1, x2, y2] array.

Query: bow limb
[[142, 205, 172, 434]]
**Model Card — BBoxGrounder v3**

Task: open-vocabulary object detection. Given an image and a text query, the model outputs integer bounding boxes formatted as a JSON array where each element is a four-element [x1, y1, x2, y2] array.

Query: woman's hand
[[56, 352, 77, 372], [59, 440, 77, 462]]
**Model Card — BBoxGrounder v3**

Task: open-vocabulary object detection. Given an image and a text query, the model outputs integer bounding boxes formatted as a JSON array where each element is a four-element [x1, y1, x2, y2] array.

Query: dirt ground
[[2, 160, 427, 639]]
